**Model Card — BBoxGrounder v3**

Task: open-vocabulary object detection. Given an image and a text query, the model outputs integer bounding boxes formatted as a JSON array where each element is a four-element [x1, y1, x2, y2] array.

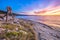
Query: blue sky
[[0, 0, 60, 14]]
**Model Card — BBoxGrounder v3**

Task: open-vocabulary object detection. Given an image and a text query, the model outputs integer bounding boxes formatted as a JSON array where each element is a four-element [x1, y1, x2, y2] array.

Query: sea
[[16, 15, 60, 25]]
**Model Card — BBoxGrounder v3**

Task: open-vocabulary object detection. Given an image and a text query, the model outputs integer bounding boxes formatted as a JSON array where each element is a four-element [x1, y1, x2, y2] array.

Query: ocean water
[[16, 15, 60, 25]]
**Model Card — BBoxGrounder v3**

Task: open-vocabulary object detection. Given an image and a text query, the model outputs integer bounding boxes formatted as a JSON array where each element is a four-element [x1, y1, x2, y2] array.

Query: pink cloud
[[33, 0, 60, 15]]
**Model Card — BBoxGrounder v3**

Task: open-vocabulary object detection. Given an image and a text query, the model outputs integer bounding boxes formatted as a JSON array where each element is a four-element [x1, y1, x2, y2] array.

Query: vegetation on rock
[[0, 22, 36, 40]]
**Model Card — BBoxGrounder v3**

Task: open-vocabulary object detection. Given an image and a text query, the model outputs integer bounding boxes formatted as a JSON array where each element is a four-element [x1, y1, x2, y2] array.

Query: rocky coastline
[[0, 18, 60, 40]]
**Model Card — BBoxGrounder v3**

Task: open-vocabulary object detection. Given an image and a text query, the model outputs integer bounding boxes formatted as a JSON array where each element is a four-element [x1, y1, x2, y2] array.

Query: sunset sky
[[0, 0, 60, 15]]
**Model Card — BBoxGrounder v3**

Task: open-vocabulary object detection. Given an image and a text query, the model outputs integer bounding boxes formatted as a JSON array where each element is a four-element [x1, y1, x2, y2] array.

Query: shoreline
[[0, 18, 60, 40]]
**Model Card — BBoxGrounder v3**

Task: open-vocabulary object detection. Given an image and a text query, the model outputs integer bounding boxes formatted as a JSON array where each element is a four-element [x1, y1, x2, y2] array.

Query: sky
[[0, 0, 60, 15]]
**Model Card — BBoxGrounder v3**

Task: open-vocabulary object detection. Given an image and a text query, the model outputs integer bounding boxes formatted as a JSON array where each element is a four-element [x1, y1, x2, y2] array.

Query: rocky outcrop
[[0, 18, 60, 40], [14, 18, 60, 40], [33, 22, 60, 40], [17, 19, 60, 40]]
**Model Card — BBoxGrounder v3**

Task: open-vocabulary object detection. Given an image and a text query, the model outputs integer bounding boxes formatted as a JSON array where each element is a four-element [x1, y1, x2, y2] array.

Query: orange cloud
[[34, 10, 47, 14], [34, 6, 60, 15]]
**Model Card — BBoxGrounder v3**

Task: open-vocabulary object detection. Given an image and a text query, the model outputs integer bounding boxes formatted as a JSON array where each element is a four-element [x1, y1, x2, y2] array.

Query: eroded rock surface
[[33, 22, 60, 40], [17, 19, 60, 40], [0, 18, 60, 40]]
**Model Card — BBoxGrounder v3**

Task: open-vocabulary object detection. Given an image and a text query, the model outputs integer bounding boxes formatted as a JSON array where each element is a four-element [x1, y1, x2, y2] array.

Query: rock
[[0, 28, 5, 33], [0, 18, 60, 40], [33, 22, 60, 40]]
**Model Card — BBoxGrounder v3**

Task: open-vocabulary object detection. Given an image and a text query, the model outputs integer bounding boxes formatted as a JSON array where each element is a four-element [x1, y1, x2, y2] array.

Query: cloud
[[18, 0, 60, 15], [35, 6, 60, 15], [33, 0, 60, 15], [42, 6, 60, 15]]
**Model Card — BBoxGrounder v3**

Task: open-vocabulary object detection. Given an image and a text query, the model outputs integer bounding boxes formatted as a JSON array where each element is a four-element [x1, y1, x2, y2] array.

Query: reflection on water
[[16, 15, 60, 25]]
